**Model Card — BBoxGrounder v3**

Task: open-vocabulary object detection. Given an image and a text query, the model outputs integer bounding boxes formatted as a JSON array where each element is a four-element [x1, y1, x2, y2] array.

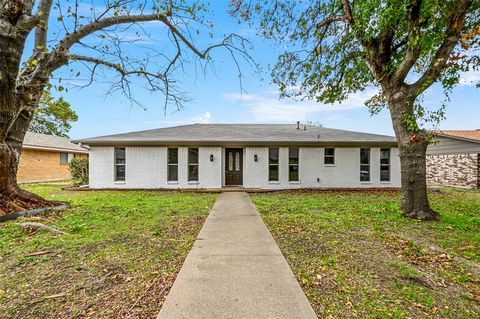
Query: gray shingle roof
[[23, 132, 89, 153], [76, 124, 397, 147]]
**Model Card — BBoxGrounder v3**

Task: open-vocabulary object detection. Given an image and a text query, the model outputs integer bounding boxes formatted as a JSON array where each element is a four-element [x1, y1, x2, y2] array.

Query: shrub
[[69, 158, 89, 186]]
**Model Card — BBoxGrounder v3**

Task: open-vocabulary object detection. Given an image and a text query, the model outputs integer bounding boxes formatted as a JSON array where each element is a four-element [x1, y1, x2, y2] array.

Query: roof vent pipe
[[296, 121, 300, 129]]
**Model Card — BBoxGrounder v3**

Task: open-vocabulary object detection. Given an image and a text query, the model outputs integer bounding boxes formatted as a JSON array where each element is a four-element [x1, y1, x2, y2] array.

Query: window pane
[[235, 152, 240, 171], [60, 152, 68, 164], [289, 165, 299, 181], [325, 148, 334, 156], [380, 148, 390, 165], [116, 165, 125, 181], [269, 148, 279, 165], [380, 148, 390, 159], [380, 168, 390, 181], [360, 148, 370, 164], [289, 148, 299, 164], [168, 148, 178, 164], [168, 165, 178, 181], [269, 165, 279, 181], [188, 164, 198, 181], [324, 156, 334, 165], [188, 148, 199, 164], [228, 152, 234, 171], [360, 165, 370, 181], [115, 148, 126, 164]]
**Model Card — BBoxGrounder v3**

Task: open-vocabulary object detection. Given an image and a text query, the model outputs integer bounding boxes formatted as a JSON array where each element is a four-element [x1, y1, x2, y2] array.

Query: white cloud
[[190, 111, 212, 123], [223, 88, 377, 122], [459, 70, 480, 86]]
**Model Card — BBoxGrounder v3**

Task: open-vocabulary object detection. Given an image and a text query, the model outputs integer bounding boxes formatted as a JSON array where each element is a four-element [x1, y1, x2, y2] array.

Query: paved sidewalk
[[157, 192, 317, 319]]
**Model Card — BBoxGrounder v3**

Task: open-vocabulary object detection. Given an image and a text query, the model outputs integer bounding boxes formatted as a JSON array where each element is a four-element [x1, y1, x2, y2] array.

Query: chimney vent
[[296, 121, 300, 129]]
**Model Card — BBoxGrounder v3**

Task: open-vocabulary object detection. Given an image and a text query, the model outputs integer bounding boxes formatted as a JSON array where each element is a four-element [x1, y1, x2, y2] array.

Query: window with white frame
[[360, 148, 370, 182], [188, 148, 199, 181], [324, 148, 335, 165], [268, 148, 279, 182], [380, 148, 390, 182], [289, 147, 299, 181], [167, 148, 178, 182], [114, 147, 126, 181]]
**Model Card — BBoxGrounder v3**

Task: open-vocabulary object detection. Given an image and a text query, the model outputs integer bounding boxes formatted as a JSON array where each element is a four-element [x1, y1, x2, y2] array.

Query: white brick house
[[77, 124, 401, 189]]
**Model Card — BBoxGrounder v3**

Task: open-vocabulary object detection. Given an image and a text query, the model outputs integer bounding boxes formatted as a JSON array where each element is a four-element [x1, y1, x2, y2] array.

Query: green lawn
[[0, 185, 217, 318], [253, 188, 480, 319]]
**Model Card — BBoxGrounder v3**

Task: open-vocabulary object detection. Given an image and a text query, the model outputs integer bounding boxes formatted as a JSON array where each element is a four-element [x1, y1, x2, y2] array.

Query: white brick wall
[[89, 146, 400, 189], [89, 146, 222, 189], [243, 147, 400, 189]]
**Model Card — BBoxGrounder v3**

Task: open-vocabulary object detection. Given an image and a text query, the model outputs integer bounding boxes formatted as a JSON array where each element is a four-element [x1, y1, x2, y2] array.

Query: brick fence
[[426, 153, 480, 188]]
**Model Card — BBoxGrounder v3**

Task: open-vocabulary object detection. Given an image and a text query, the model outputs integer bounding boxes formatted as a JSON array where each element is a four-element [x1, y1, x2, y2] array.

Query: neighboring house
[[427, 130, 480, 188], [18, 132, 89, 183], [77, 123, 400, 189]]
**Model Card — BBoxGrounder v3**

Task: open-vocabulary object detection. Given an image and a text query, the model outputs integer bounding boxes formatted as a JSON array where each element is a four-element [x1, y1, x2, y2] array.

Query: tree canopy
[[231, 0, 479, 128], [28, 91, 78, 137]]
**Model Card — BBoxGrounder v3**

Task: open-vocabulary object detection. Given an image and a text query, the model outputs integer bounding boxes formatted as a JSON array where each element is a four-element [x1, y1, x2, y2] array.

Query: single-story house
[[18, 132, 89, 183], [427, 130, 480, 188], [77, 123, 400, 189]]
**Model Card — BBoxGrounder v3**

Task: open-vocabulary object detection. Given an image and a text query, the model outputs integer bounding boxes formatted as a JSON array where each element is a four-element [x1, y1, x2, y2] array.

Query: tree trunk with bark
[[387, 87, 440, 221], [0, 2, 55, 215]]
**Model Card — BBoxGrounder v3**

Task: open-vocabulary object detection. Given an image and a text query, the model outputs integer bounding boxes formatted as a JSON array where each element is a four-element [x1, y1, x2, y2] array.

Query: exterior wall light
[[254, 154, 258, 162], [210, 154, 214, 162]]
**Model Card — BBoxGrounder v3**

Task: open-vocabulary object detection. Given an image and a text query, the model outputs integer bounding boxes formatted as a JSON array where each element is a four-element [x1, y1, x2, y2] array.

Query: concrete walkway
[[157, 192, 317, 319]]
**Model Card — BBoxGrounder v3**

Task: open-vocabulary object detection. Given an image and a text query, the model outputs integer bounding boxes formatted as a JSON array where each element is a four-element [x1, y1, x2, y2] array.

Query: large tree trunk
[[0, 100, 53, 215], [398, 141, 439, 220], [387, 87, 439, 221], [0, 5, 54, 216]]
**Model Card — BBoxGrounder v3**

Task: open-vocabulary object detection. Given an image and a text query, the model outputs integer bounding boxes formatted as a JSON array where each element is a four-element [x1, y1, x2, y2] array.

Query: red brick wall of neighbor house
[[17, 149, 88, 183], [426, 153, 480, 188]]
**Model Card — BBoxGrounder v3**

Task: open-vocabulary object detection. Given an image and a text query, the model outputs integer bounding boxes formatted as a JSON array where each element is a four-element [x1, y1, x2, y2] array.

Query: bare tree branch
[[56, 13, 171, 52]]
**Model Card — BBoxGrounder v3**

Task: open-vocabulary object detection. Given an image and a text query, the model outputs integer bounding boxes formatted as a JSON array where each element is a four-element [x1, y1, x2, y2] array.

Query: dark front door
[[225, 148, 243, 186]]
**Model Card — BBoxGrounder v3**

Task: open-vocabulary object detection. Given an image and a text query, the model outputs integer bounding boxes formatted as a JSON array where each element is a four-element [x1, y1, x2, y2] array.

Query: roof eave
[[80, 140, 398, 147], [22, 144, 90, 153], [438, 134, 480, 144]]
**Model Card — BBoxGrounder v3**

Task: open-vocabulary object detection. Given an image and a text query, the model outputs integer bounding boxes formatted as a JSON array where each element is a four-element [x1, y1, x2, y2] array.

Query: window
[[188, 148, 199, 181], [60, 152, 69, 165], [289, 148, 299, 182], [380, 148, 390, 182], [360, 148, 370, 182], [268, 148, 279, 181], [324, 148, 335, 165], [114, 147, 126, 181], [167, 148, 178, 181]]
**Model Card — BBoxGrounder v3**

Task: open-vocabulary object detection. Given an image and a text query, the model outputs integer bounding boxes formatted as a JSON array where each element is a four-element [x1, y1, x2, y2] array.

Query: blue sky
[[46, 2, 479, 139]]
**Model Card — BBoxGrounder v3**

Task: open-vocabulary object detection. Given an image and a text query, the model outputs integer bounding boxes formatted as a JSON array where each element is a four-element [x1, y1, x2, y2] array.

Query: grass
[[0, 184, 217, 318], [252, 188, 480, 318]]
